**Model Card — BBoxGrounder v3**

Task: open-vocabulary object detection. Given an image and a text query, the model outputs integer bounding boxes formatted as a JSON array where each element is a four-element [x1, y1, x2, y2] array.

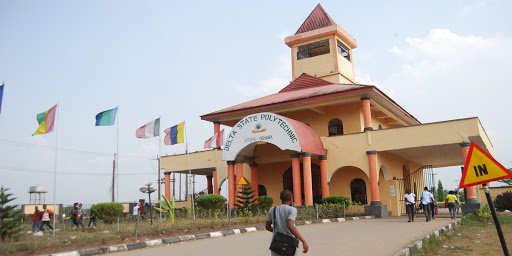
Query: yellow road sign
[[238, 176, 249, 185], [459, 142, 512, 188]]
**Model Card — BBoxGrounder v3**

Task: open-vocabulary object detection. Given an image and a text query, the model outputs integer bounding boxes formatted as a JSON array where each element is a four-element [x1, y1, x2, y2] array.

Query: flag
[[95, 107, 118, 126], [164, 122, 184, 145], [0, 82, 4, 114], [136, 118, 160, 138], [33, 104, 57, 135], [204, 129, 224, 149]]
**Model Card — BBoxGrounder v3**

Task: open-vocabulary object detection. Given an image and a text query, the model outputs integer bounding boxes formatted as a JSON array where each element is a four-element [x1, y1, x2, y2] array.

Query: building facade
[[161, 4, 491, 216]]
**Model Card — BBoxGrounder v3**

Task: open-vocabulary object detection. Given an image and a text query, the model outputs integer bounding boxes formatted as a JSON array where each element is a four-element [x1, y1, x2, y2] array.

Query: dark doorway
[[350, 178, 367, 204], [282, 164, 321, 204]]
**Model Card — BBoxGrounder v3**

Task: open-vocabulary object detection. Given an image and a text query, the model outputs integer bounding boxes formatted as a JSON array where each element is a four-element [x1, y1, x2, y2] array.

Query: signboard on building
[[459, 142, 512, 188], [222, 112, 302, 161]]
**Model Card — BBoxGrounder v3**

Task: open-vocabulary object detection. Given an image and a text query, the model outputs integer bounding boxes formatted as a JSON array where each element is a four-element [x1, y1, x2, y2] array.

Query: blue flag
[[0, 83, 4, 114]]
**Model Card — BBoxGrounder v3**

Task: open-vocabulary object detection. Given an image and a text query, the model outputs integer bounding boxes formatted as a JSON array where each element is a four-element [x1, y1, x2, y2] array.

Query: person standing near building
[[132, 203, 139, 220], [76, 203, 85, 228], [446, 190, 459, 219], [404, 189, 416, 222], [32, 206, 42, 233], [420, 187, 434, 222], [39, 204, 54, 232], [266, 190, 309, 255]]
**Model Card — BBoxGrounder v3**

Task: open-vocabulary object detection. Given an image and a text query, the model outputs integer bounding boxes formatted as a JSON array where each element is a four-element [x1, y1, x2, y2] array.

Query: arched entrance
[[282, 164, 321, 204], [350, 178, 367, 204]]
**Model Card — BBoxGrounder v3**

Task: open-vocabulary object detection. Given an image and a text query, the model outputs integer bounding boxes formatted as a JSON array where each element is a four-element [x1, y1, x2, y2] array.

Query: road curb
[[40, 215, 375, 256], [393, 218, 462, 256]]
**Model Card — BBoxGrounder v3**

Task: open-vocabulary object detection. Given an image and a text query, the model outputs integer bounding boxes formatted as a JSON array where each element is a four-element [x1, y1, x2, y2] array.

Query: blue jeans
[[448, 202, 457, 218], [32, 221, 40, 232], [406, 204, 415, 221], [423, 203, 432, 220]]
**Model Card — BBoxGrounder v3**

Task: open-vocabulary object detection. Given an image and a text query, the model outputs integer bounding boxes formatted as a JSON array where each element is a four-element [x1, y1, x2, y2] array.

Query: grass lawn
[[0, 216, 268, 256], [413, 213, 512, 256]]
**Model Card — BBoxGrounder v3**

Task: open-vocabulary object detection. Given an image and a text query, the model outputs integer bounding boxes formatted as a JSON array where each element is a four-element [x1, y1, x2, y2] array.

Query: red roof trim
[[279, 73, 334, 93], [295, 4, 337, 35]]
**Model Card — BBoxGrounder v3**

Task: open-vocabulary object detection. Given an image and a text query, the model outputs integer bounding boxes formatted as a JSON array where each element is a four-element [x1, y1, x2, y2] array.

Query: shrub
[[91, 202, 123, 224], [477, 205, 492, 221], [494, 191, 512, 211], [320, 196, 350, 205], [196, 194, 226, 211], [0, 187, 23, 241], [257, 196, 273, 212]]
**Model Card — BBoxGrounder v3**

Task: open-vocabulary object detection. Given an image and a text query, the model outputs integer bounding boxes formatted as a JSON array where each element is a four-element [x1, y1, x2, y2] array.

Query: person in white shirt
[[404, 189, 416, 222], [132, 203, 139, 220], [420, 187, 435, 222]]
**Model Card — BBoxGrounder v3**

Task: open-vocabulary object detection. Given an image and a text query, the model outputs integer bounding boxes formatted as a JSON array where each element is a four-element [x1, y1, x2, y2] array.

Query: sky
[[1, 0, 511, 205]]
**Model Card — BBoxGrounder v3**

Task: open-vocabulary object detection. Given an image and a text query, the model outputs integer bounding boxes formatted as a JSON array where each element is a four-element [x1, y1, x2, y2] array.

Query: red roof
[[279, 73, 334, 92], [202, 74, 365, 119], [295, 4, 337, 35]]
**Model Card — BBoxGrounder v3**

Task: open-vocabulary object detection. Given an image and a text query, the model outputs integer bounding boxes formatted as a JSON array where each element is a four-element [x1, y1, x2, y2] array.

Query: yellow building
[[161, 4, 491, 217]]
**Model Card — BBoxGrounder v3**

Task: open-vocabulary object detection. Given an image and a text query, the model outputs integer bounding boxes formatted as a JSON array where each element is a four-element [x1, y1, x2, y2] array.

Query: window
[[337, 40, 350, 61], [328, 118, 343, 136], [297, 39, 330, 60], [350, 178, 367, 205]]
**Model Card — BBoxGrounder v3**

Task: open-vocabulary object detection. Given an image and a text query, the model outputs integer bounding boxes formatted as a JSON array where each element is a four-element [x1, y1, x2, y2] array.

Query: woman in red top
[[32, 206, 42, 233]]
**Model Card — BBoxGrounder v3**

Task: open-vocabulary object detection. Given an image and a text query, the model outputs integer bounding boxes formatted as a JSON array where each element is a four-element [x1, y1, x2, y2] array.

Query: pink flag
[[136, 118, 160, 138], [204, 129, 224, 149]]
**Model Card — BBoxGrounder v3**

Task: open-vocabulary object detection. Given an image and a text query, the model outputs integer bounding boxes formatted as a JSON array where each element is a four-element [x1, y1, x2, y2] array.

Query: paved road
[[112, 216, 456, 256]]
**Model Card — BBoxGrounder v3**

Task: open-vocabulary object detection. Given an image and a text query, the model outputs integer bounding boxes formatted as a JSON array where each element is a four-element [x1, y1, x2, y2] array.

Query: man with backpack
[[420, 187, 435, 222]]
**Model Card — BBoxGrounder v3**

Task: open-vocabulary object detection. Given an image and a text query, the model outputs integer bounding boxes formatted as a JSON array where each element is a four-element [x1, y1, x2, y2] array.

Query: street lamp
[[139, 182, 156, 225]]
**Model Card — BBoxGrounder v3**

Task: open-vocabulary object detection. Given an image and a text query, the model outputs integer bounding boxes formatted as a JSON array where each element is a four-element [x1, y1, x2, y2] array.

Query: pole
[[52, 103, 60, 237], [116, 108, 119, 202], [184, 122, 196, 219], [112, 154, 115, 202], [483, 184, 509, 256], [158, 155, 162, 223], [148, 184, 153, 225]]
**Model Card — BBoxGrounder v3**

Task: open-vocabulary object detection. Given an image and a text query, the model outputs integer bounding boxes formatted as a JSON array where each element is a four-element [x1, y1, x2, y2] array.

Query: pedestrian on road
[[39, 204, 54, 232], [32, 206, 42, 233], [446, 190, 459, 219], [132, 203, 139, 220], [420, 187, 434, 222], [70, 202, 79, 229], [266, 190, 309, 255], [430, 194, 436, 220], [404, 189, 416, 222]]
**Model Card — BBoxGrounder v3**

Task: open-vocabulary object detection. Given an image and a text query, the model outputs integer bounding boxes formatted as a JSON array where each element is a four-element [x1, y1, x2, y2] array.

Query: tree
[[236, 185, 256, 213], [0, 187, 23, 241], [436, 180, 446, 201]]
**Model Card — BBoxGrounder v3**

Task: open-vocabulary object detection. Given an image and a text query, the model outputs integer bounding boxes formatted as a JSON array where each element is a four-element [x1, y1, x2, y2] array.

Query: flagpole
[[158, 116, 162, 223], [116, 108, 119, 202], [184, 122, 196, 220], [52, 103, 60, 237]]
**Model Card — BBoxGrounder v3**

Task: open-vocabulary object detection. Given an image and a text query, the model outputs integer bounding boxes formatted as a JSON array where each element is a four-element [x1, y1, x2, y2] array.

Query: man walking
[[266, 190, 309, 255], [39, 204, 54, 232], [420, 187, 434, 222], [404, 189, 416, 222]]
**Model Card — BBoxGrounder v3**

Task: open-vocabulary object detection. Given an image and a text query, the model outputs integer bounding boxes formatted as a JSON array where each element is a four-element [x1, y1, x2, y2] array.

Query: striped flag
[[0, 82, 4, 114], [33, 104, 57, 136], [164, 122, 185, 145], [204, 129, 224, 149], [136, 118, 160, 138], [95, 107, 118, 126]]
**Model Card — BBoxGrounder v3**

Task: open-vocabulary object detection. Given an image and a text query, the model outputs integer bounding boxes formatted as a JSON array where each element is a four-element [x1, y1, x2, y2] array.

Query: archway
[[282, 164, 321, 204], [350, 178, 367, 204], [329, 166, 369, 204]]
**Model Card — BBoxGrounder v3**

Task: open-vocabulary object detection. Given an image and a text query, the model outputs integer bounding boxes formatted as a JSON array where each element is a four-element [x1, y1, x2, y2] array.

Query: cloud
[[232, 54, 291, 98], [461, 0, 488, 16]]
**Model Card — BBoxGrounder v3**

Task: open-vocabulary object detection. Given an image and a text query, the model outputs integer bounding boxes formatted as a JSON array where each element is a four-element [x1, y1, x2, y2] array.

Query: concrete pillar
[[361, 96, 373, 131], [291, 153, 302, 206], [207, 175, 213, 194], [302, 152, 313, 206], [460, 142, 480, 213], [320, 155, 329, 199], [164, 172, 171, 200], [213, 121, 221, 149], [212, 169, 219, 195], [366, 150, 380, 204], [235, 160, 244, 201], [250, 162, 259, 198], [227, 161, 235, 208]]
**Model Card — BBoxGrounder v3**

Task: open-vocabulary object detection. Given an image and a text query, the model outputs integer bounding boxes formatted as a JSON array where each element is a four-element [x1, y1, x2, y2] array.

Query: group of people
[[404, 186, 460, 222], [31, 204, 54, 233], [70, 202, 97, 228]]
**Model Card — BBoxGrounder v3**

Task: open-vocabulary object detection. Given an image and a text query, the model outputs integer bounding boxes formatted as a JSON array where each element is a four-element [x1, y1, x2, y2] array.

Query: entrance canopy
[[222, 112, 326, 161]]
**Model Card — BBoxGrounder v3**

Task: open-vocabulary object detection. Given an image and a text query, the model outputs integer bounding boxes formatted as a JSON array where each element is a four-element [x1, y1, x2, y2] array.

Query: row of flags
[[27, 104, 224, 149], [0, 84, 224, 149]]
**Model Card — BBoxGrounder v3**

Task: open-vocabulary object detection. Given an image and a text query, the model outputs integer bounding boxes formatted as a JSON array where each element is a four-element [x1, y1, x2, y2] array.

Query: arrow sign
[[459, 142, 512, 188]]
